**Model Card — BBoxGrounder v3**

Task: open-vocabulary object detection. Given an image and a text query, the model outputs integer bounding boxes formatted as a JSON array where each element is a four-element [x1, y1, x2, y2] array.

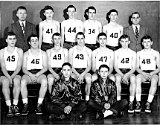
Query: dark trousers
[[85, 43, 99, 51], [106, 45, 120, 51], [88, 99, 128, 115], [46, 101, 87, 117], [41, 42, 53, 51], [63, 41, 76, 50]]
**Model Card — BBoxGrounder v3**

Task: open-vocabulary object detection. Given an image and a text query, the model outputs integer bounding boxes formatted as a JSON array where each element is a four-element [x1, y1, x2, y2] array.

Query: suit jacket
[[9, 21, 37, 52], [123, 25, 148, 52]]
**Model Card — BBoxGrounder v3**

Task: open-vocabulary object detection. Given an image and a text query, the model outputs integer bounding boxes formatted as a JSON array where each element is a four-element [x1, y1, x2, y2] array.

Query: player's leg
[[128, 74, 136, 113], [145, 74, 158, 113], [84, 73, 92, 101], [109, 74, 115, 82], [91, 73, 98, 82], [12, 75, 21, 116], [1, 76, 13, 117], [36, 74, 47, 115], [21, 75, 31, 115], [115, 74, 122, 101], [47, 74, 55, 94]]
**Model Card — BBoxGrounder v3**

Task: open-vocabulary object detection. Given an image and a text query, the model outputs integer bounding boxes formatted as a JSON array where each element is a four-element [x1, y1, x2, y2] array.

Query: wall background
[[0, 1, 159, 51]]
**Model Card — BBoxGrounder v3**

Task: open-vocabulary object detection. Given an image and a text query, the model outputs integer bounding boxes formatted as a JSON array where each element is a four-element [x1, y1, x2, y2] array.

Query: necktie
[[21, 22, 25, 34], [135, 26, 139, 39]]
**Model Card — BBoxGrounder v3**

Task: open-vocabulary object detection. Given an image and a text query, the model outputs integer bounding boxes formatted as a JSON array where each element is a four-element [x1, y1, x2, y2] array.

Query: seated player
[[136, 35, 160, 113], [69, 32, 92, 101], [46, 62, 87, 122], [0, 32, 23, 117], [88, 64, 128, 119], [21, 34, 48, 115], [46, 33, 68, 94], [92, 32, 115, 83], [114, 34, 136, 113]]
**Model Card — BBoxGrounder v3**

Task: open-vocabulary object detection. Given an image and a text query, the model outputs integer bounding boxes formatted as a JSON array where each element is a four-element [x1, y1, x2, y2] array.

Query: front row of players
[[0, 31, 159, 119]]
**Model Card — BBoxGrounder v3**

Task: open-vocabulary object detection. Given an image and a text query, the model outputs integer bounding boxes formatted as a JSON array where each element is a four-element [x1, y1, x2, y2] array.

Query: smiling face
[[109, 12, 118, 22], [44, 9, 54, 20], [6, 35, 17, 47], [16, 9, 27, 21], [87, 8, 96, 20], [67, 7, 76, 19]]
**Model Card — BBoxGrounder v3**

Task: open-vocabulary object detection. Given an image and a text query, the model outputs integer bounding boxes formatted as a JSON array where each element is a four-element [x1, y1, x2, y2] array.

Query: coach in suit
[[124, 12, 148, 52], [9, 6, 37, 52]]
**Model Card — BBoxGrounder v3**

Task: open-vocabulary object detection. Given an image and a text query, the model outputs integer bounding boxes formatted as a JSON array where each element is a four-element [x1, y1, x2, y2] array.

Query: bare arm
[[39, 22, 43, 49]]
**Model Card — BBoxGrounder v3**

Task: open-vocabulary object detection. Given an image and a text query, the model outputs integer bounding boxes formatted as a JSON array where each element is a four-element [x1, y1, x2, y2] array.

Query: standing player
[[46, 33, 68, 94], [61, 5, 83, 50], [39, 5, 60, 51], [136, 35, 159, 113], [124, 12, 148, 52], [103, 9, 123, 51], [114, 34, 136, 113], [83, 6, 102, 50], [69, 32, 92, 101], [0, 32, 23, 117], [21, 34, 48, 115], [92, 32, 114, 82]]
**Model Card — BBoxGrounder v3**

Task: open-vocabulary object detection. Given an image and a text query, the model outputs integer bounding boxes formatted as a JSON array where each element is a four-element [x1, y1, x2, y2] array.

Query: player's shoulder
[[62, 47, 68, 52], [17, 47, 23, 53], [151, 49, 159, 54], [85, 46, 92, 53]]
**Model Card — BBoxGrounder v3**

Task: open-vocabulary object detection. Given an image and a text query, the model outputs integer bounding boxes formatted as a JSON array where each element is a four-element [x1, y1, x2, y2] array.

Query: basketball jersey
[[103, 23, 123, 47], [27, 49, 43, 70], [72, 46, 89, 68], [137, 49, 159, 71], [61, 19, 83, 42], [50, 47, 65, 68], [83, 20, 102, 44], [94, 48, 113, 70], [41, 20, 60, 44], [4, 47, 18, 71], [115, 48, 136, 69]]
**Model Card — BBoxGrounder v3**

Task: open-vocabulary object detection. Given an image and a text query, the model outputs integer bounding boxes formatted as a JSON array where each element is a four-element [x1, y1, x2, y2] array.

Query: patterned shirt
[[51, 77, 82, 107], [90, 78, 117, 106]]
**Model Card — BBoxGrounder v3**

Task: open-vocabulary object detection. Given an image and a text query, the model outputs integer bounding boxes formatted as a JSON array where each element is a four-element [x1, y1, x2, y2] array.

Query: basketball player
[[114, 34, 136, 113], [0, 32, 23, 117], [69, 32, 92, 101], [46, 33, 68, 94], [61, 5, 83, 50], [83, 6, 102, 50], [136, 35, 159, 113], [21, 34, 48, 115], [92, 32, 114, 82], [39, 5, 60, 51], [103, 9, 123, 51]]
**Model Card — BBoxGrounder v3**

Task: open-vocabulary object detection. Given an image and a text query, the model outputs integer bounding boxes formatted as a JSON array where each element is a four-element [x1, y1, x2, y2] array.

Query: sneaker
[[7, 106, 14, 117], [128, 101, 134, 113], [13, 105, 20, 116], [35, 104, 43, 115], [145, 102, 151, 113], [135, 101, 141, 113], [21, 103, 29, 115]]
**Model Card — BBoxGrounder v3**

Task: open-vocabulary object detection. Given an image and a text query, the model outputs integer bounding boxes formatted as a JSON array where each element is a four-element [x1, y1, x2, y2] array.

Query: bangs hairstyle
[[97, 32, 107, 39], [43, 5, 54, 12], [99, 64, 110, 71], [52, 32, 61, 39], [27, 34, 38, 42], [17, 6, 27, 12], [62, 62, 72, 69], [141, 35, 152, 43], [67, 5, 76, 12], [76, 32, 85, 38], [87, 6, 96, 13], [119, 34, 130, 42], [6, 32, 16, 39]]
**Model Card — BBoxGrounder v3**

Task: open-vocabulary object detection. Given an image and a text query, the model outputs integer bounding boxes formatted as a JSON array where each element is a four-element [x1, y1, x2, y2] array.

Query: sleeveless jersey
[[103, 23, 123, 47], [50, 47, 65, 68], [137, 49, 159, 71], [83, 20, 102, 44], [4, 47, 18, 71], [94, 48, 113, 70], [27, 49, 43, 70], [115, 48, 136, 69], [72, 46, 89, 68], [61, 19, 83, 42], [41, 20, 59, 44]]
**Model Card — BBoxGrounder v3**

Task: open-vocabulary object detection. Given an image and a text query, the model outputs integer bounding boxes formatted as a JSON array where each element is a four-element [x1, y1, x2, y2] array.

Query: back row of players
[[0, 30, 159, 116]]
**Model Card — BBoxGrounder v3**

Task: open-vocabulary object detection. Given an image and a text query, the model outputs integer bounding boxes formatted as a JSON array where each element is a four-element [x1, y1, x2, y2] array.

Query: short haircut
[[97, 32, 107, 39], [52, 32, 61, 40], [17, 6, 27, 12], [131, 12, 140, 18], [119, 34, 130, 42], [87, 6, 96, 13], [99, 64, 110, 71], [43, 5, 54, 12], [67, 5, 76, 12], [27, 34, 38, 42], [141, 35, 152, 43], [108, 9, 118, 16], [76, 32, 85, 39], [6, 32, 16, 39], [62, 62, 72, 69]]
